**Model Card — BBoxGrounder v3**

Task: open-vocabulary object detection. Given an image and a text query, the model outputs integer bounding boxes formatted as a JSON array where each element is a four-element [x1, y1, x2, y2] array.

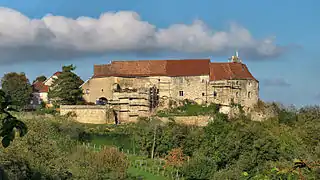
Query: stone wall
[[80, 74, 259, 119], [60, 105, 211, 126], [60, 105, 115, 124], [81, 77, 115, 103], [207, 79, 259, 109]]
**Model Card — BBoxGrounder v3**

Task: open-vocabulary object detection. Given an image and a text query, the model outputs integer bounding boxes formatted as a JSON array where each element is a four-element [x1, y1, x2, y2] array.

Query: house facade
[[31, 72, 61, 106], [80, 55, 259, 120]]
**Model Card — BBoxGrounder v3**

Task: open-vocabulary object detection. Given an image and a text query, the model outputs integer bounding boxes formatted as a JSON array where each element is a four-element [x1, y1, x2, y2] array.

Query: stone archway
[[97, 97, 108, 105]]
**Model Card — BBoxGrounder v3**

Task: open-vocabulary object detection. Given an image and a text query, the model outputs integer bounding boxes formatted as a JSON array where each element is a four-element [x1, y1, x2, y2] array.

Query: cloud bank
[[0, 7, 288, 63]]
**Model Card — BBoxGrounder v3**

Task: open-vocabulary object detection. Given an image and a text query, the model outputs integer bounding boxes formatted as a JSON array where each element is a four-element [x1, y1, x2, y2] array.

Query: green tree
[[33, 75, 47, 83], [48, 65, 84, 105], [0, 90, 27, 148], [1, 72, 32, 109]]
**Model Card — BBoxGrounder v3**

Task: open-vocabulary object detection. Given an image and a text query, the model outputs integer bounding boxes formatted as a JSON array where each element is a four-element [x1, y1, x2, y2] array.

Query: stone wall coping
[[60, 105, 108, 109]]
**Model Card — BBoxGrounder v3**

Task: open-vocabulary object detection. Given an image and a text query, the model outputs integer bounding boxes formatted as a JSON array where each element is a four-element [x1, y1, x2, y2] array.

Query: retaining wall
[[60, 105, 114, 124]]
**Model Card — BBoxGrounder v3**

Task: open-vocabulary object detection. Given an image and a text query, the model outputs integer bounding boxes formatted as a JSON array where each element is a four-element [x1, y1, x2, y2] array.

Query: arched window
[[97, 97, 108, 105], [248, 92, 252, 98], [113, 83, 120, 92]]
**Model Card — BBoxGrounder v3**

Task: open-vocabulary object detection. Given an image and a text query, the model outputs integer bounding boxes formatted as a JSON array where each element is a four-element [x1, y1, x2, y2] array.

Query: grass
[[127, 167, 169, 180]]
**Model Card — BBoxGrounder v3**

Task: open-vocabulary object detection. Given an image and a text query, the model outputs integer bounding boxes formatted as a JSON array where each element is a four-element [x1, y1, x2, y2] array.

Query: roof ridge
[[112, 58, 210, 63]]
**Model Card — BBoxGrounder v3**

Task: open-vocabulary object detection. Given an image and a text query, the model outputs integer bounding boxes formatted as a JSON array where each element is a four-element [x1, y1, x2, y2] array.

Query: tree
[[165, 148, 186, 168], [1, 72, 32, 109], [33, 75, 47, 83], [0, 90, 27, 148], [48, 65, 84, 105]]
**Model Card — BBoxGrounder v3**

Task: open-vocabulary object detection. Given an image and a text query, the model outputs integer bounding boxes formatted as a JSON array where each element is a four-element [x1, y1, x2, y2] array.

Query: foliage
[[33, 75, 47, 83], [1, 72, 33, 109], [164, 148, 186, 168], [181, 154, 216, 180], [48, 64, 84, 105], [157, 102, 220, 117], [35, 107, 58, 115], [1, 100, 320, 179], [0, 90, 27, 148], [69, 146, 129, 180], [0, 114, 131, 179], [87, 105, 320, 179]]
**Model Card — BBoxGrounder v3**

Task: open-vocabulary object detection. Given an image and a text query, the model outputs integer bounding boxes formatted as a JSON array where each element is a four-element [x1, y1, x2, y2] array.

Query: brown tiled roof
[[209, 62, 257, 81], [94, 59, 210, 77], [111, 60, 168, 76], [166, 59, 210, 76], [93, 59, 257, 81], [32, 81, 49, 93]]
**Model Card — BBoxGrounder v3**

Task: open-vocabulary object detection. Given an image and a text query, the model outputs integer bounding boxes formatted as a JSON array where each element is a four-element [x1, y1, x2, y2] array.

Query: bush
[[182, 155, 216, 180], [157, 102, 220, 117], [0, 114, 131, 179]]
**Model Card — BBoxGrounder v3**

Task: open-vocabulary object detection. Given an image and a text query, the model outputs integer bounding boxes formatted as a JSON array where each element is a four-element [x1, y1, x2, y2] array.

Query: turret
[[228, 50, 242, 63]]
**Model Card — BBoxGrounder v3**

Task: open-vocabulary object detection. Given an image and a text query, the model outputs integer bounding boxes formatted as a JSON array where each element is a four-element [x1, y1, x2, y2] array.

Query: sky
[[0, 0, 318, 107]]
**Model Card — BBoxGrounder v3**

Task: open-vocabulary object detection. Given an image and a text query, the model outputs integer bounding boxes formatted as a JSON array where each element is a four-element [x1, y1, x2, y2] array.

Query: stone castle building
[[80, 54, 259, 122]]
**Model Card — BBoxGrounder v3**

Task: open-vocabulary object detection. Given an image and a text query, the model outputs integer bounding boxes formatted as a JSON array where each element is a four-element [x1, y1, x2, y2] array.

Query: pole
[[151, 124, 157, 159]]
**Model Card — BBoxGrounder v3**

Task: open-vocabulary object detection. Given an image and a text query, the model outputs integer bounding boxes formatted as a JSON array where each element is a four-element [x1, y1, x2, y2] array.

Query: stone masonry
[[80, 54, 259, 123]]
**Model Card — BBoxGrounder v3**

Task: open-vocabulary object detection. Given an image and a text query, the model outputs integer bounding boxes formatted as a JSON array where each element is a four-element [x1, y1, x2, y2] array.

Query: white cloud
[[0, 7, 288, 63]]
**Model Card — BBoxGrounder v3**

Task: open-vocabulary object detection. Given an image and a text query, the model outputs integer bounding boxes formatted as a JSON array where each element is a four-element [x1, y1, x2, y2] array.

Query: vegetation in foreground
[[0, 103, 319, 179]]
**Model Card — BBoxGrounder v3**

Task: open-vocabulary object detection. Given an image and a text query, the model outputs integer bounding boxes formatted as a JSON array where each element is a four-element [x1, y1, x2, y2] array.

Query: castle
[[80, 53, 259, 123]]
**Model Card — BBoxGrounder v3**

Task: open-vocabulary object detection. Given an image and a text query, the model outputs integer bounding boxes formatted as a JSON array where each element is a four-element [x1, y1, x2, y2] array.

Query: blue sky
[[0, 0, 318, 106]]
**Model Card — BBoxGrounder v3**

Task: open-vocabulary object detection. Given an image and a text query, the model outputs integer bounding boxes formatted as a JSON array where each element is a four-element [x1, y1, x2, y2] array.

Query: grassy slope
[[90, 135, 169, 180]]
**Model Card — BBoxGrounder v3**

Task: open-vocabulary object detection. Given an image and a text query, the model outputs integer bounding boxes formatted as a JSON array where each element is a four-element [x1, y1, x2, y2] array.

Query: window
[[236, 92, 239, 97], [179, 91, 184, 96], [248, 91, 251, 98], [158, 79, 160, 82], [248, 82, 252, 86], [202, 93, 205, 96], [213, 91, 217, 97], [201, 79, 205, 83], [101, 89, 104, 92]]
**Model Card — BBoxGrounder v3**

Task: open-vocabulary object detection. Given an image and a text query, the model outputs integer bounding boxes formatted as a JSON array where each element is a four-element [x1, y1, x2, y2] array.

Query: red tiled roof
[[53, 72, 62, 76], [209, 62, 257, 81], [166, 59, 210, 76], [94, 59, 210, 77], [32, 81, 49, 93], [93, 59, 257, 81]]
